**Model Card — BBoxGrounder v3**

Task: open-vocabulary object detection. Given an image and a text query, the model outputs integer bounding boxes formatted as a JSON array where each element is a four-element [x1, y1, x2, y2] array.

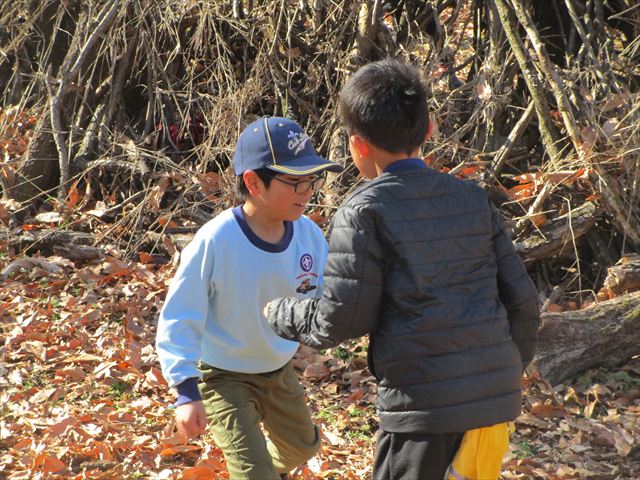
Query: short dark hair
[[236, 168, 276, 198], [338, 59, 429, 155]]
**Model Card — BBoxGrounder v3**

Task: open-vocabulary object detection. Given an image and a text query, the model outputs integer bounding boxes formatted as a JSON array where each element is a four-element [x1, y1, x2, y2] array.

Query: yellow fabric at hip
[[445, 422, 514, 480]]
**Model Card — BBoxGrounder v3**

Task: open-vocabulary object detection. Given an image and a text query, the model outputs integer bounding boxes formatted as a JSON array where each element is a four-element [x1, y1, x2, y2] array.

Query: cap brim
[[266, 155, 344, 175]]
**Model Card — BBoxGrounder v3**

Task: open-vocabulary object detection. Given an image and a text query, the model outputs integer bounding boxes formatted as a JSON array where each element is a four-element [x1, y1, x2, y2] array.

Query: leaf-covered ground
[[1, 250, 639, 479]]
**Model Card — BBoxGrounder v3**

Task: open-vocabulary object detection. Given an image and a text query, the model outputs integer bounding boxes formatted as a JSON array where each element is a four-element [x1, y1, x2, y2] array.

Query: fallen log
[[0, 228, 94, 255], [602, 254, 640, 296], [535, 290, 640, 385], [515, 201, 602, 263], [53, 244, 103, 263]]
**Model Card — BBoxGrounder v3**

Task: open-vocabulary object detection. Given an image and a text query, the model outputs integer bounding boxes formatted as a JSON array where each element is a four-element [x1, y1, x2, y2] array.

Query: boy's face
[[251, 173, 323, 221]]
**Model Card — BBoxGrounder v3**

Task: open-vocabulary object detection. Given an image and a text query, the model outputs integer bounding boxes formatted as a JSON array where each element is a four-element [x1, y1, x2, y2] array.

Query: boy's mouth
[[294, 202, 306, 208]]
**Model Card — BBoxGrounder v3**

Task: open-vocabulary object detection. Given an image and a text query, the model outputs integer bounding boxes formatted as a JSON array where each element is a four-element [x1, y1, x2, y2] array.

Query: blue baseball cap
[[232, 117, 343, 175]]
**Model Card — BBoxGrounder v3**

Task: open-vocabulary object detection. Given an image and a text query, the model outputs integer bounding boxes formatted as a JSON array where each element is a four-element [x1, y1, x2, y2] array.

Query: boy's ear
[[424, 117, 435, 142], [242, 170, 261, 196], [349, 134, 371, 158]]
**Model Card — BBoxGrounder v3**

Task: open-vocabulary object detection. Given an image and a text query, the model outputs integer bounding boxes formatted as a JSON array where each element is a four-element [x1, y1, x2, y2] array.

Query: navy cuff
[[174, 377, 202, 407]]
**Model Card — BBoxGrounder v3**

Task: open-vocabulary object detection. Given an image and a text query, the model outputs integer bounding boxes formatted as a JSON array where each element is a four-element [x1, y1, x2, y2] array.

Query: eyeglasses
[[272, 175, 326, 194]]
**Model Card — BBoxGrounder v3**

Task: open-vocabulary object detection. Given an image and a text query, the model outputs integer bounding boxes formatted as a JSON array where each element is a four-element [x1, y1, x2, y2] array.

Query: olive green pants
[[198, 361, 320, 480]]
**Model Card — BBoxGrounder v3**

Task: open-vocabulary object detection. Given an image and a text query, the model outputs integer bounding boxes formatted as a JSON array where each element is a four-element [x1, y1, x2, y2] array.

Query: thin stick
[[489, 100, 536, 177]]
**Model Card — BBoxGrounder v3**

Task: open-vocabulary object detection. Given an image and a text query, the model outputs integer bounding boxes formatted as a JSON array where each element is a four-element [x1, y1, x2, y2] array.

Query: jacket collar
[[383, 157, 426, 174]]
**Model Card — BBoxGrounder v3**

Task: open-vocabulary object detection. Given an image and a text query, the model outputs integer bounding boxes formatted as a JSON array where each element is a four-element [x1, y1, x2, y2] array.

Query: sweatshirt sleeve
[[155, 232, 215, 391], [491, 205, 540, 369], [268, 204, 383, 349]]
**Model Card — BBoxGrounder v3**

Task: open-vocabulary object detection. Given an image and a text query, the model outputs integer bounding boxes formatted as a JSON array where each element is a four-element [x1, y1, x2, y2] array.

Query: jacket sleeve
[[268, 204, 384, 349], [491, 205, 540, 369]]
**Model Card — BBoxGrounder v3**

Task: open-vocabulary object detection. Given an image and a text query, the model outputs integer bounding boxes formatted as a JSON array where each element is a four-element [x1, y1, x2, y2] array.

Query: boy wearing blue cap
[[156, 117, 343, 480]]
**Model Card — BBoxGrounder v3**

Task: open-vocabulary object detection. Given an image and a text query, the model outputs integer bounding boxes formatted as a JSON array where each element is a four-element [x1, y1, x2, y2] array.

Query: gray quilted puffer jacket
[[268, 164, 540, 434]]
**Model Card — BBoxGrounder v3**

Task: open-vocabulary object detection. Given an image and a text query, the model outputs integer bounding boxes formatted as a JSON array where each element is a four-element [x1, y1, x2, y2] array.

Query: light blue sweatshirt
[[156, 206, 327, 401]]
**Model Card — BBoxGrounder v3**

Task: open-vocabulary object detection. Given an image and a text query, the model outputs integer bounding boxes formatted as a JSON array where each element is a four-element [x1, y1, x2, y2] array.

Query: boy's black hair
[[338, 58, 429, 155], [236, 168, 276, 198]]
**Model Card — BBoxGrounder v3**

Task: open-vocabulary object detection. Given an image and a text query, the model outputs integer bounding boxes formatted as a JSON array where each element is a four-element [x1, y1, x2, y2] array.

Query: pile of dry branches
[[1, 0, 639, 308]]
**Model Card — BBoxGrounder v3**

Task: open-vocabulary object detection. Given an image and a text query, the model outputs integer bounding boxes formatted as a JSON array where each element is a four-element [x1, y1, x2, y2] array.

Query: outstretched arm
[[268, 204, 384, 349], [491, 205, 540, 369]]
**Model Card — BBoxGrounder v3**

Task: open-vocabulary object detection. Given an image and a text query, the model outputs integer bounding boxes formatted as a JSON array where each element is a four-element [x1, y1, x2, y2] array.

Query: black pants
[[372, 430, 464, 480]]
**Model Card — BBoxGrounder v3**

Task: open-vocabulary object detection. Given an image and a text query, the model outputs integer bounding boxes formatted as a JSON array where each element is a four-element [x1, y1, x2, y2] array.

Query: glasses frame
[[272, 175, 326, 194]]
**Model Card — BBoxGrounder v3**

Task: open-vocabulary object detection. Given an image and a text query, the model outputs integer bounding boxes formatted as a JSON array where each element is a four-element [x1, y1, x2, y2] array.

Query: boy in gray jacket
[[266, 59, 540, 479]]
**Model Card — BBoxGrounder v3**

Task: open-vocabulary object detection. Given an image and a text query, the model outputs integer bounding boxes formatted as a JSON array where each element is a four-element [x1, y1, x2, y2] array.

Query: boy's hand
[[263, 301, 271, 319], [175, 400, 207, 442]]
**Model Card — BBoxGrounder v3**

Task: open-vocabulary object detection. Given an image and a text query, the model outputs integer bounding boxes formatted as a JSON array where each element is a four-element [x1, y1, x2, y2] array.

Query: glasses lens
[[312, 176, 326, 191], [294, 180, 311, 194], [289, 176, 326, 194]]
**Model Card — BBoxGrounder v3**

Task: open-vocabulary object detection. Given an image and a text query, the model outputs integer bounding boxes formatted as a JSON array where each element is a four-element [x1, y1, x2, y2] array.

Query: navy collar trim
[[232, 206, 293, 253], [383, 158, 427, 174]]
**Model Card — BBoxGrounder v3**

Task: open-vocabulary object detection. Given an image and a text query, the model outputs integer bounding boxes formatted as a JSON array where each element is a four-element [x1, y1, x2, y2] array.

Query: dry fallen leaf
[[304, 363, 331, 382]]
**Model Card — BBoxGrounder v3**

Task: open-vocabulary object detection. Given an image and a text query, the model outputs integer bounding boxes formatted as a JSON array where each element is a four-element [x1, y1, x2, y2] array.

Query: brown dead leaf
[[32, 453, 66, 474], [157, 215, 179, 229], [181, 456, 228, 479], [108, 411, 136, 424], [320, 427, 346, 447], [347, 387, 366, 402], [66, 180, 81, 210], [579, 126, 597, 156], [601, 92, 639, 112], [546, 303, 563, 313], [160, 444, 202, 456], [180, 465, 221, 480], [45, 416, 78, 438], [530, 401, 567, 418], [308, 210, 330, 228], [585, 383, 611, 417], [30, 387, 64, 404], [516, 413, 551, 429], [126, 307, 145, 337], [475, 73, 492, 100], [101, 256, 131, 276], [144, 367, 168, 389], [292, 355, 309, 371], [0, 201, 9, 225], [148, 177, 170, 211], [602, 118, 620, 138], [530, 212, 546, 228], [56, 366, 86, 382], [555, 464, 580, 477], [194, 172, 222, 196], [304, 363, 331, 381], [287, 47, 302, 59], [61, 353, 104, 363], [591, 424, 634, 456]]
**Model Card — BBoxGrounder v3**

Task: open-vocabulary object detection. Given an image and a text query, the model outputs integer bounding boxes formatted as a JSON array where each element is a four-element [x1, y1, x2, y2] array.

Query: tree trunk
[[493, 0, 563, 163], [535, 291, 640, 385], [351, 0, 382, 61], [17, 114, 60, 203]]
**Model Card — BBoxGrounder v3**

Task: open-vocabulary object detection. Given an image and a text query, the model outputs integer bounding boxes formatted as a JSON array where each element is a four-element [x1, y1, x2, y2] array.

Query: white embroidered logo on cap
[[288, 131, 309, 155]]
